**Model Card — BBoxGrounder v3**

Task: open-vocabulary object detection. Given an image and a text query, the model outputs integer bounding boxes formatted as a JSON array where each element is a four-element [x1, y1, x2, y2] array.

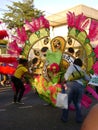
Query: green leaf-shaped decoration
[[68, 27, 72, 32], [77, 31, 87, 43], [25, 40, 29, 44], [75, 29, 80, 36], [84, 38, 90, 45], [89, 69, 94, 74], [35, 31, 40, 38], [88, 51, 95, 57]]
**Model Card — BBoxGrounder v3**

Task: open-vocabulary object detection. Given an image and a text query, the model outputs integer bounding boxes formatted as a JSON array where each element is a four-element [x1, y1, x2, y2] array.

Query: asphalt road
[[0, 87, 97, 130]]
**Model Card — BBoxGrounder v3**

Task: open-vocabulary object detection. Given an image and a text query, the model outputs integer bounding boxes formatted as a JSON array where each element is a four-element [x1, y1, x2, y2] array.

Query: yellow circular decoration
[[50, 36, 66, 53]]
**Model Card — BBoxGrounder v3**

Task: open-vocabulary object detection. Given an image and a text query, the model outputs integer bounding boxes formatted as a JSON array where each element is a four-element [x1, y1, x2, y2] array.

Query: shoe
[[43, 103, 51, 106], [61, 118, 68, 123], [12, 101, 16, 104], [0, 82, 5, 86], [16, 101, 24, 104]]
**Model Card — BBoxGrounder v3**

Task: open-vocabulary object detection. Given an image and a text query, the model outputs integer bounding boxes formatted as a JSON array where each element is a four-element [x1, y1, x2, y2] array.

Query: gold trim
[[0, 40, 8, 44]]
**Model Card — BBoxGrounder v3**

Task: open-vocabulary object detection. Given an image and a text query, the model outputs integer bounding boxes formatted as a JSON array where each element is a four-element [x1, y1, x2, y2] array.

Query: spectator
[[61, 58, 90, 123]]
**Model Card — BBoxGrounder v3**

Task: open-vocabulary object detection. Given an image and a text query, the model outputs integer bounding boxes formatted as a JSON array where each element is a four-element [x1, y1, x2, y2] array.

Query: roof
[[46, 4, 98, 27]]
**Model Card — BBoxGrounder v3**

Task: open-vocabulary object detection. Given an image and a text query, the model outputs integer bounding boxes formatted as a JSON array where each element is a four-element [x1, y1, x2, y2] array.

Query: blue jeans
[[61, 81, 84, 122]]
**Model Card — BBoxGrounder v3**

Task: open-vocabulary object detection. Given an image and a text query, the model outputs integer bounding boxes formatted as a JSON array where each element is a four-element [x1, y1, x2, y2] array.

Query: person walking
[[11, 58, 33, 104], [61, 58, 90, 123]]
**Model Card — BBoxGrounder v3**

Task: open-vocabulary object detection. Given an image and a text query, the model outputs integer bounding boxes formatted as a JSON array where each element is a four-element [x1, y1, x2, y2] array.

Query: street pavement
[[0, 86, 97, 130]]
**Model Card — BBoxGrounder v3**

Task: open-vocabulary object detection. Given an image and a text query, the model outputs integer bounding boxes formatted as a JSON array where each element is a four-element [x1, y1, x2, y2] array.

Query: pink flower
[[50, 63, 60, 73], [92, 61, 98, 74], [94, 45, 98, 58]]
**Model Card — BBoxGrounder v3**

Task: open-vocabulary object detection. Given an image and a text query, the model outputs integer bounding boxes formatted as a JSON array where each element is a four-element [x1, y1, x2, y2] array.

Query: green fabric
[[51, 74, 60, 84], [46, 50, 62, 65], [49, 72, 63, 84]]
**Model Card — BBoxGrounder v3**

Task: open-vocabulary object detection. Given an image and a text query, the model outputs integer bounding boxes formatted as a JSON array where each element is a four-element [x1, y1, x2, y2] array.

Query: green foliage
[[1, 0, 44, 29]]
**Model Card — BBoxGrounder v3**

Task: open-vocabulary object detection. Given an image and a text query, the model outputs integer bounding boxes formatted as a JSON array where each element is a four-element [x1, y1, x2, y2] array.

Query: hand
[[63, 83, 68, 90], [53, 83, 56, 86]]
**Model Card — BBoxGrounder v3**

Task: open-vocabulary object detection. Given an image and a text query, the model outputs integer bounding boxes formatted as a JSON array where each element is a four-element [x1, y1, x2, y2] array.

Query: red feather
[[0, 30, 8, 39]]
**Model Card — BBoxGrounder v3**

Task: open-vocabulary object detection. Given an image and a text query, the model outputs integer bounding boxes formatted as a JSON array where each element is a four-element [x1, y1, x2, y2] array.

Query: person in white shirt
[[61, 58, 90, 123]]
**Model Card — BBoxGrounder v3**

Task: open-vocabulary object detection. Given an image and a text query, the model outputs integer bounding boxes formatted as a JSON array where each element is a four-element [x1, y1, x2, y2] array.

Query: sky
[[0, 0, 98, 18], [34, 0, 98, 16]]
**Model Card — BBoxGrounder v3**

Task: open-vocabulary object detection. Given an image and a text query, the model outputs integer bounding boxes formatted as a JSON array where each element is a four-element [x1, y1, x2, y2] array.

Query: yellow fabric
[[68, 71, 84, 81], [14, 64, 28, 79]]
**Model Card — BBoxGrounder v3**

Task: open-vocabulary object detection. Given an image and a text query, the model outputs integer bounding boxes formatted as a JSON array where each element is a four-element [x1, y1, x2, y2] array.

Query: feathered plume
[[88, 19, 98, 41], [7, 40, 22, 55], [67, 12, 75, 27], [94, 45, 98, 58], [25, 15, 49, 33], [16, 27, 28, 43], [75, 13, 87, 31], [92, 61, 98, 75], [0, 30, 8, 39]]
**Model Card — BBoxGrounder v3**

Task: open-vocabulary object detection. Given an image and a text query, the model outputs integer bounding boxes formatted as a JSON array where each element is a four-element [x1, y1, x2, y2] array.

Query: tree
[[1, 0, 44, 29]]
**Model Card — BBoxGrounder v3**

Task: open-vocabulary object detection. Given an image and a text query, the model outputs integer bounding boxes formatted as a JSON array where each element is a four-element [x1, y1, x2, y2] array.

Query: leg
[[13, 86, 19, 102], [61, 82, 74, 122], [11, 76, 20, 102], [17, 81, 25, 102], [61, 108, 69, 122], [74, 101, 82, 122], [73, 85, 83, 122], [95, 86, 98, 94]]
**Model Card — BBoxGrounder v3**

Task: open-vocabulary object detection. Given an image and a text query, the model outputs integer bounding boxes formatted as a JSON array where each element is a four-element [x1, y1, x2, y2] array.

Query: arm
[[24, 71, 33, 79], [81, 104, 98, 130], [64, 65, 74, 81]]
